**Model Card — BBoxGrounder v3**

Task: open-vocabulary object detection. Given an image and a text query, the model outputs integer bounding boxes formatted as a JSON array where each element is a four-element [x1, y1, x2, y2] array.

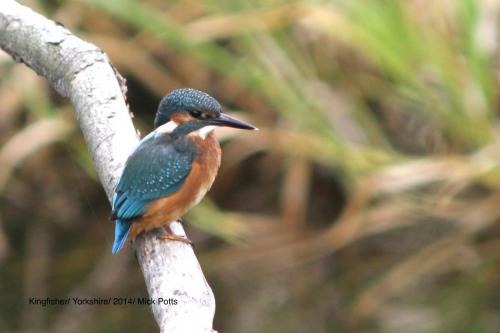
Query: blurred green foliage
[[1, 0, 500, 332]]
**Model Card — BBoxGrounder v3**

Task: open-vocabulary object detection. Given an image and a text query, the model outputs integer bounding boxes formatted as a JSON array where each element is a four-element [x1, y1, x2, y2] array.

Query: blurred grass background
[[1, 0, 500, 332]]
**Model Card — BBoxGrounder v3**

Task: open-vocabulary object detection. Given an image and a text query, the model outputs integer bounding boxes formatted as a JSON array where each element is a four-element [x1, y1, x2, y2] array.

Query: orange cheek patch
[[170, 112, 193, 124]]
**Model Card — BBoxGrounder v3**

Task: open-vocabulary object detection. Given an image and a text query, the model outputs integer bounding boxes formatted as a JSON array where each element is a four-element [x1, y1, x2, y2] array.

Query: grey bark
[[0, 1, 216, 332]]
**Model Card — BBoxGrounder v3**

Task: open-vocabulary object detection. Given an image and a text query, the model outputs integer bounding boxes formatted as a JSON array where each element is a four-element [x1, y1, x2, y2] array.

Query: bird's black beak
[[209, 113, 257, 130]]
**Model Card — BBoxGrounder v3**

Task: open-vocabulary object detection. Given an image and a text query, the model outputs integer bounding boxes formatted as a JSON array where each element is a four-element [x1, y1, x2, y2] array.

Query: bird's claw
[[158, 234, 193, 246]]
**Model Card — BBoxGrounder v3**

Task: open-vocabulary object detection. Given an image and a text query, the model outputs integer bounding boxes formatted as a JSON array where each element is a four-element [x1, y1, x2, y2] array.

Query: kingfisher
[[111, 88, 256, 254]]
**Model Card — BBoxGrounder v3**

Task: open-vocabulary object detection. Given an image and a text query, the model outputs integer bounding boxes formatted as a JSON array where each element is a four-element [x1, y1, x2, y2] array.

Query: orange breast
[[128, 133, 221, 239]]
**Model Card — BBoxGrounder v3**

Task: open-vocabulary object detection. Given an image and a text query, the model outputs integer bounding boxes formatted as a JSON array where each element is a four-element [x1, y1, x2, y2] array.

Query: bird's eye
[[190, 110, 202, 118]]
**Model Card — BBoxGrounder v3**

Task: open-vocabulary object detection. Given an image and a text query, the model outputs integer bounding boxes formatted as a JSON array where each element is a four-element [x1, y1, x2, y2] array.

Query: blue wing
[[111, 134, 195, 253]]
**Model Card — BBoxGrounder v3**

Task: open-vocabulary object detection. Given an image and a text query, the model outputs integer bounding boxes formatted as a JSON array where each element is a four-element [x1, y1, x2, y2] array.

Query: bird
[[110, 88, 256, 254]]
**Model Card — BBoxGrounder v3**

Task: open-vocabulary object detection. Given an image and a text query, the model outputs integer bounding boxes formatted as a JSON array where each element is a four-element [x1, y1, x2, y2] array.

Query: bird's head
[[154, 88, 256, 135]]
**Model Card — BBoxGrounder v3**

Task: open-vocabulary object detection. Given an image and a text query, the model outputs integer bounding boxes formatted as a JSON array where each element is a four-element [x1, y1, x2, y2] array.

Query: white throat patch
[[156, 121, 178, 134], [197, 126, 216, 140]]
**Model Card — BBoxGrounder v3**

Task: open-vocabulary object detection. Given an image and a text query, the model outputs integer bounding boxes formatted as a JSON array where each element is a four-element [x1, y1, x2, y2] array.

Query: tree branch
[[0, 1, 216, 332]]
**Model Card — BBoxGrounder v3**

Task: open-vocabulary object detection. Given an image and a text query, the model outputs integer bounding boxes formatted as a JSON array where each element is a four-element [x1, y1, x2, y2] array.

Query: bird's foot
[[158, 225, 193, 245], [158, 233, 193, 245]]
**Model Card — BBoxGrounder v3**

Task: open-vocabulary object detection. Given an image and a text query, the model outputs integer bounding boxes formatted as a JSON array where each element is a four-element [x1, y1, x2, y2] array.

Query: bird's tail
[[112, 219, 132, 254]]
